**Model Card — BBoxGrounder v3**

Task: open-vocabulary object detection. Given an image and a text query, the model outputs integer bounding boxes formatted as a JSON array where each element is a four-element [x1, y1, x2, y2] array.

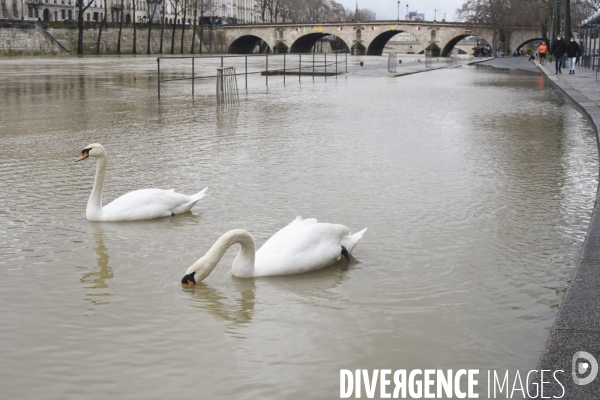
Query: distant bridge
[[221, 21, 542, 56]]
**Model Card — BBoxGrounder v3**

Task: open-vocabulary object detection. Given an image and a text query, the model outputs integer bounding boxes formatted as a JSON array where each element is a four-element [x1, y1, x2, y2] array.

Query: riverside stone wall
[[0, 21, 67, 55], [0, 21, 226, 55]]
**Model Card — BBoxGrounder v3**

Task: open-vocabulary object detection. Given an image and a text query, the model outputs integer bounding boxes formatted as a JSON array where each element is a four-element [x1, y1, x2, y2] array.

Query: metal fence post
[[313, 51, 315, 81], [299, 54, 301, 83], [346, 51, 348, 73], [284, 53, 286, 85], [336, 51, 338, 78], [157, 58, 161, 99], [192, 58, 195, 96], [221, 56, 223, 68], [325, 52, 327, 79], [266, 54, 269, 87], [245, 56, 248, 89]]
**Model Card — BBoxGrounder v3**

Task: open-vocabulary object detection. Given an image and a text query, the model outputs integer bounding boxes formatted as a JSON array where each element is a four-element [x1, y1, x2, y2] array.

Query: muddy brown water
[[0, 56, 596, 399]]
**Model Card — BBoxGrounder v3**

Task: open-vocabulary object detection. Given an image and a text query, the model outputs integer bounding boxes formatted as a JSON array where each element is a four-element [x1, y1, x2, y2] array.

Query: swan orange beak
[[182, 280, 195, 287], [76, 152, 89, 162]]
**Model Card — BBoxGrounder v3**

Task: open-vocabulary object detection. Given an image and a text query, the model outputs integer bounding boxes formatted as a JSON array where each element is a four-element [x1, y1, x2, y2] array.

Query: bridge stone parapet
[[221, 21, 542, 57]]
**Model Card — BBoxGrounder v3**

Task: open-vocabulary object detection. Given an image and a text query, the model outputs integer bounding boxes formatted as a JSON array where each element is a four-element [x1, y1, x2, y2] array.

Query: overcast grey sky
[[336, 0, 464, 23]]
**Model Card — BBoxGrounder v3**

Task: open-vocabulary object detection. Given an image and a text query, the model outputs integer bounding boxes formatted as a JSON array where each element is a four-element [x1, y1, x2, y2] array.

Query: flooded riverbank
[[0, 56, 596, 399]]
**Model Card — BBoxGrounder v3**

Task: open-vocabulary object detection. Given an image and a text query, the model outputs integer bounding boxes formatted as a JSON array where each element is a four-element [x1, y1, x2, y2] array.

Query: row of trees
[[75, 0, 218, 54], [256, 0, 375, 23], [256, 0, 344, 23], [457, 0, 595, 53]]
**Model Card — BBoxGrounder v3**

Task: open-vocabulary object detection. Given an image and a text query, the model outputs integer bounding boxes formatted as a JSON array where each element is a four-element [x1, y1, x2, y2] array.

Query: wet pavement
[[532, 59, 600, 398]]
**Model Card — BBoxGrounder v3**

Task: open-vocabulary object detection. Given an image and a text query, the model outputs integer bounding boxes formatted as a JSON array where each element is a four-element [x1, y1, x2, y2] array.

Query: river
[[0, 55, 596, 399]]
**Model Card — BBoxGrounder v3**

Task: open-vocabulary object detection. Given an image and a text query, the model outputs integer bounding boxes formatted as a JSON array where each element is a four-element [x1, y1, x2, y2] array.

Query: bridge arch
[[289, 33, 350, 53], [441, 34, 471, 57], [514, 38, 544, 51], [227, 35, 272, 54], [366, 30, 411, 55]]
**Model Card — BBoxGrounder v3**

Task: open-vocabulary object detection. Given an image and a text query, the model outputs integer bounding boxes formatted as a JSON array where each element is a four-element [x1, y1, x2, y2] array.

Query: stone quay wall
[[0, 21, 67, 55], [0, 21, 226, 55]]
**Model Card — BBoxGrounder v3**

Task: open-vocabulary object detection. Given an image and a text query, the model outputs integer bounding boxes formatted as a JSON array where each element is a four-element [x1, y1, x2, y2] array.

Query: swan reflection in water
[[184, 278, 256, 336], [80, 222, 114, 312], [182, 257, 354, 333]]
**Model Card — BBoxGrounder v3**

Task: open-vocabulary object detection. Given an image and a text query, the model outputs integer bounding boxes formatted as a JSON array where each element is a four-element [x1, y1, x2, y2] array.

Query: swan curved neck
[[188, 230, 256, 281], [87, 155, 106, 219]]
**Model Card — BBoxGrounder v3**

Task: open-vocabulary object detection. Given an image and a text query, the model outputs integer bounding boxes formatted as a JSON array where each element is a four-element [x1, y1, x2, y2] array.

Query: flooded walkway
[[0, 56, 597, 399]]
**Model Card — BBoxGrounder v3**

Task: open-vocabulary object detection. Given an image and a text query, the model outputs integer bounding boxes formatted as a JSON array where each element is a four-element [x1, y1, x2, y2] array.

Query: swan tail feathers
[[341, 228, 367, 253], [171, 187, 208, 215], [191, 187, 208, 202]]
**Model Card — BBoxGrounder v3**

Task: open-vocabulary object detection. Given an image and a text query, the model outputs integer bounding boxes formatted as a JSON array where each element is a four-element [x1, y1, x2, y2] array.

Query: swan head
[[181, 271, 197, 286], [76, 143, 106, 162]]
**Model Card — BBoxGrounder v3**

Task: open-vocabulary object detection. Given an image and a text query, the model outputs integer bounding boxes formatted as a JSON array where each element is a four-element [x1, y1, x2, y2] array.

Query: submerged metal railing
[[157, 51, 349, 99], [216, 67, 239, 106], [387, 52, 397, 73]]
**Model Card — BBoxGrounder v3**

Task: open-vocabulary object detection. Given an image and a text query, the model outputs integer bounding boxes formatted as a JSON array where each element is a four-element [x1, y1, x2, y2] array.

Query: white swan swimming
[[76, 143, 208, 221], [181, 217, 367, 285]]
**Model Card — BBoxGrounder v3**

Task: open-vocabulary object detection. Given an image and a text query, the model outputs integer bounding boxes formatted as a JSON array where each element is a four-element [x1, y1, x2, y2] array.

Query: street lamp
[[406, 4, 408, 20], [434, 9, 436, 21], [397, 0, 400, 21]]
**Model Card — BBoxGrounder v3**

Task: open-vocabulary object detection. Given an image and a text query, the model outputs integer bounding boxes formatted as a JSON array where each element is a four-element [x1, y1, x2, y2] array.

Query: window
[[68, 9, 71, 19], [86, 12, 89, 21], [12, 2, 17, 18], [61, 9, 64, 19], [2, 1, 7, 18], [35, 7, 38, 17], [28, 5, 32, 17]]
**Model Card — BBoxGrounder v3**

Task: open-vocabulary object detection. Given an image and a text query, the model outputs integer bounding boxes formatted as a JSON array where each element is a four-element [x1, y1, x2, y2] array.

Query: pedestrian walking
[[538, 42, 547, 65], [550, 35, 566, 74], [566, 37, 580, 75]]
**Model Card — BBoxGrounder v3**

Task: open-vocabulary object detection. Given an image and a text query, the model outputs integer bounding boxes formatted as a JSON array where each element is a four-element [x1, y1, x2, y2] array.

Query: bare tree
[[169, 0, 180, 53], [159, 0, 166, 53], [179, 0, 188, 53], [190, 0, 198, 53], [117, 0, 125, 54], [256, 0, 267, 22], [458, 0, 549, 54], [76, 0, 94, 54], [132, 0, 137, 53], [96, 0, 108, 54], [146, 0, 162, 54], [345, 8, 376, 22]]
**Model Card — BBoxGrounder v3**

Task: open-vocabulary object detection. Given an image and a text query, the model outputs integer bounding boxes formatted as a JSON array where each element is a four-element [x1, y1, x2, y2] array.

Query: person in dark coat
[[566, 37, 581, 75], [550, 35, 567, 74]]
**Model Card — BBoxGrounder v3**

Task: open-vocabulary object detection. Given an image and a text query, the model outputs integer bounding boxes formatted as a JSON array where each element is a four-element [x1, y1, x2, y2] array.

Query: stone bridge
[[221, 21, 542, 56]]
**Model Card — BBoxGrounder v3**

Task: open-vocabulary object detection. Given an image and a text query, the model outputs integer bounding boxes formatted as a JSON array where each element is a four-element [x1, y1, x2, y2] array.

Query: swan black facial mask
[[76, 148, 91, 162], [181, 272, 196, 286]]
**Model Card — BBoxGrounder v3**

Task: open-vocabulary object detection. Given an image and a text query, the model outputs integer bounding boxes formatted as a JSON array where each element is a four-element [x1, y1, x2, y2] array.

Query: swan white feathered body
[[181, 217, 367, 285], [76, 143, 208, 222]]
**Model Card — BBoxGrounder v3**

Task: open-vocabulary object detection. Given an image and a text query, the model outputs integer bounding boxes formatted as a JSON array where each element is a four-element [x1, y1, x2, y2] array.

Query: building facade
[[1, 0, 24, 20]]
